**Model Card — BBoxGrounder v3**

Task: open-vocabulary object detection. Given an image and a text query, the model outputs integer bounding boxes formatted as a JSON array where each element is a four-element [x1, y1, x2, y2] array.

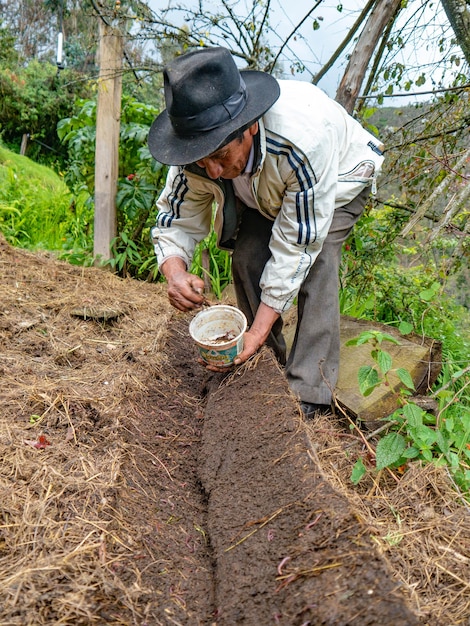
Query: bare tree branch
[[268, 0, 322, 74], [312, 0, 376, 85], [401, 147, 470, 237], [335, 0, 403, 113]]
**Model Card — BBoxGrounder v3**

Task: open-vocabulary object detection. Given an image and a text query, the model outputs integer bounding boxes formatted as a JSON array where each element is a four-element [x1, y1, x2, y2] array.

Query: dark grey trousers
[[231, 187, 369, 405]]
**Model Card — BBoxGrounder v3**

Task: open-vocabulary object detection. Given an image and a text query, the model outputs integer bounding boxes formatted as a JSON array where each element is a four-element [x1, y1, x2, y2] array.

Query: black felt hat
[[148, 47, 280, 166]]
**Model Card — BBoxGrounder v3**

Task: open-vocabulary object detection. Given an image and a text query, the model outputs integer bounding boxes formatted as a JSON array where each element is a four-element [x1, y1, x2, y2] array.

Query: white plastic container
[[189, 305, 247, 367]]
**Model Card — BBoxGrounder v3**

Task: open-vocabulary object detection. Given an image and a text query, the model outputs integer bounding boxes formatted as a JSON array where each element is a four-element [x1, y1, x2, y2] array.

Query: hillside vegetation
[[0, 144, 74, 251]]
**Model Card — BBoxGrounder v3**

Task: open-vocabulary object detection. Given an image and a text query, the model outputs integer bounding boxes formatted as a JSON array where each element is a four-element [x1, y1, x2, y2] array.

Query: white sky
[[147, 0, 364, 96], [145, 0, 456, 105]]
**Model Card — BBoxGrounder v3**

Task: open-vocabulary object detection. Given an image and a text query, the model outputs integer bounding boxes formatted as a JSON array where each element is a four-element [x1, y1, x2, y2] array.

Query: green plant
[[0, 202, 29, 246], [106, 231, 143, 276], [191, 230, 232, 299], [58, 97, 167, 278], [346, 330, 415, 398], [347, 330, 470, 494], [57, 190, 94, 266], [340, 199, 470, 344], [0, 59, 90, 166], [0, 144, 73, 250]]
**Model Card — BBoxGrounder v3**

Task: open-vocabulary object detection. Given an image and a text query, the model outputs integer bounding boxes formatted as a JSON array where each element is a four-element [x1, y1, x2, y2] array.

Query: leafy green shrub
[[348, 330, 470, 495], [0, 60, 90, 167], [341, 200, 469, 401], [58, 96, 168, 278], [341, 198, 469, 496]]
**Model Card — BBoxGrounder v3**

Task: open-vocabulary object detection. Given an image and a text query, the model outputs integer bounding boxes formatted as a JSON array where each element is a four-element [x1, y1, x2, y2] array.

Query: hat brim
[[148, 71, 280, 166]]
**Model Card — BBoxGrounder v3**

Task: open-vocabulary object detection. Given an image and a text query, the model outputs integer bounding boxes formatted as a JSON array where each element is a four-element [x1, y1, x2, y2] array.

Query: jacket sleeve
[[259, 132, 340, 313], [151, 166, 214, 269]]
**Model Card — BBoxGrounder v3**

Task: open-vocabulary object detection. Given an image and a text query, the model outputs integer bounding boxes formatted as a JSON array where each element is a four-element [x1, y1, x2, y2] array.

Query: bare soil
[[1, 236, 470, 625]]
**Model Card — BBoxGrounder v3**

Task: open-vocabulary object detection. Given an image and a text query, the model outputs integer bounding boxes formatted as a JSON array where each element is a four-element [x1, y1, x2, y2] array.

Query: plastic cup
[[189, 305, 247, 367]]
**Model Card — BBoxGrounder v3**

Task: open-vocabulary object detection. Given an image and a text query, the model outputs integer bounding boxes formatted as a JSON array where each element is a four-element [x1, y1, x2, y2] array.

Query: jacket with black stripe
[[152, 79, 384, 314]]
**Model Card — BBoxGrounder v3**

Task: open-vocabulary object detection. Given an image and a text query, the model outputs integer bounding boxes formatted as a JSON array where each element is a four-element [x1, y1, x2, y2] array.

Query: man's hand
[[233, 327, 267, 364], [201, 302, 281, 372], [235, 303, 280, 364], [199, 327, 264, 373], [161, 257, 205, 312]]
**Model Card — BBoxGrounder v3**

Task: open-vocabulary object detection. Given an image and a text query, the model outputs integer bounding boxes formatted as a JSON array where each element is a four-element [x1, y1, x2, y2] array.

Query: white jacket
[[152, 79, 384, 313]]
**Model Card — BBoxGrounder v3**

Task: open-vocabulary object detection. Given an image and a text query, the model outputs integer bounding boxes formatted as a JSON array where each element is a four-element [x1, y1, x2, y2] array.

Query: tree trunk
[[335, 0, 402, 113], [94, 20, 123, 264], [440, 0, 470, 64]]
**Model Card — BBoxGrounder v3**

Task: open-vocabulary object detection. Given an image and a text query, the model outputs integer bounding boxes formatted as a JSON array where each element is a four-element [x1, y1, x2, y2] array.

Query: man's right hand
[[161, 257, 206, 312]]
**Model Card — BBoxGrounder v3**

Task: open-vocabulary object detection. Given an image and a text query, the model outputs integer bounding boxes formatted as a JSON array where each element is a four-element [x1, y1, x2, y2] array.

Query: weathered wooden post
[[94, 20, 123, 264], [20, 134, 29, 155]]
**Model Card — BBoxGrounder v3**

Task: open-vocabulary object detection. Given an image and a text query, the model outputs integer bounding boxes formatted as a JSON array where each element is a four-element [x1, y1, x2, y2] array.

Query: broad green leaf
[[448, 451, 460, 469], [396, 367, 415, 390], [445, 416, 454, 433], [403, 403, 424, 427], [376, 433, 406, 470], [346, 331, 376, 346], [376, 349, 393, 374], [460, 413, 470, 431], [410, 424, 437, 447], [421, 448, 433, 462], [351, 458, 367, 485], [358, 366, 381, 396], [454, 431, 469, 450], [377, 332, 401, 345], [398, 321, 413, 335], [419, 288, 435, 301], [402, 446, 420, 459], [362, 107, 376, 120], [419, 282, 440, 302], [434, 429, 449, 456]]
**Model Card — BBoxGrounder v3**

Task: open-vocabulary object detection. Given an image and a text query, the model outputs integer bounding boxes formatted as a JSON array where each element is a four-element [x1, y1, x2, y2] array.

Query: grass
[[0, 144, 73, 250]]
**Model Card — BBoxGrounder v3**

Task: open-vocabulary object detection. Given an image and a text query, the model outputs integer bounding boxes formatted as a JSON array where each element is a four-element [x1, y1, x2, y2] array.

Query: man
[[148, 46, 384, 418]]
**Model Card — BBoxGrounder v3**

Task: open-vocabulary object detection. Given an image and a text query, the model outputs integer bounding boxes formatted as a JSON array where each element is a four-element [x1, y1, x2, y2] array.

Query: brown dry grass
[[308, 413, 470, 625], [0, 240, 177, 624]]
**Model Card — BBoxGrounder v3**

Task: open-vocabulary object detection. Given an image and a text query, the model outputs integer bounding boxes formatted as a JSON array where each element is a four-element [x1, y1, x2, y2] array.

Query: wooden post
[[20, 134, 28, 155], [94, 20, 123, 264]]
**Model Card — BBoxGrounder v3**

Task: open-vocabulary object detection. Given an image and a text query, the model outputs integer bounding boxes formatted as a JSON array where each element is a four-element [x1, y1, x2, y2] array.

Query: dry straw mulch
[[0, 240, 182, 624], [309, 413, 470, 626]]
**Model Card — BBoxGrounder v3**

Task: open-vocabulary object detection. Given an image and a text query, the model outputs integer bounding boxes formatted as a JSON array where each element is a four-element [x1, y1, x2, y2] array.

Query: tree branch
[[268, 0, 322, 74], [312, 0, 376, 85]]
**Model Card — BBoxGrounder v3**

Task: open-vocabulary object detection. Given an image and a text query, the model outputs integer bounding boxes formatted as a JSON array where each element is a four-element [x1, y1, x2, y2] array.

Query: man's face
[[196, 122, 258, 180]]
